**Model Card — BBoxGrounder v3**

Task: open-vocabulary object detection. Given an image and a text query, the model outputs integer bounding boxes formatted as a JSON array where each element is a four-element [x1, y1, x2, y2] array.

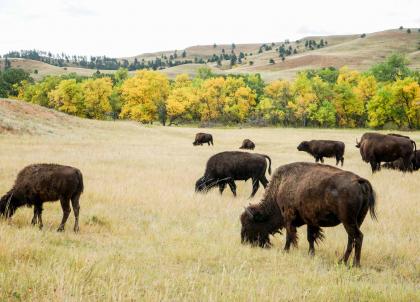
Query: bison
[[356, 133, 416, 172], [240, 162, 376, 267], [193, 133, 213, 146], [239, 139, 255, 150], [195, 151, 271, 198], [0, 164, 83, 232], [382, 150, 419, 171], [297, 140, 345, 166]]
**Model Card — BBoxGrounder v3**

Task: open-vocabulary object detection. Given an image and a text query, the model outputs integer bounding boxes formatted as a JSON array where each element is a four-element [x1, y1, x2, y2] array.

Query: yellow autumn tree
[[262, 79, 293, 124], [82, 77, 113, 119], [48, 79, 85, 116], [223, 77, 256, 122], [120, 70, 169, 124], [288, 73, 316, 126], [167, 74, 199, 124], [197, 77, 225, 121]]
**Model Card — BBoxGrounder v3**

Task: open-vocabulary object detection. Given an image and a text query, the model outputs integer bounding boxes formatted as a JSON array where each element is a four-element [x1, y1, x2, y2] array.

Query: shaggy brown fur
[[196, 151, 271, 198], [240, 162, 376, 267], [193, 133, 213, 146], [239, 139, 255, 150], [0, 164, 84, 232], [297, 140, 345, 166]]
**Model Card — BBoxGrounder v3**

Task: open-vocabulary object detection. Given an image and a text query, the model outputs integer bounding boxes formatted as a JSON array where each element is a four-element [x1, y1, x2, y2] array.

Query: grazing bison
[[356, 133, 416, 172], [193, 133, 213, 146], [195, 151, 271, 198], [382, 150, 419, 171], [297, 140, 345, 166], [0, 164, 83, 232], [240, 162, 376, 267], [239, 139, 255, 150]]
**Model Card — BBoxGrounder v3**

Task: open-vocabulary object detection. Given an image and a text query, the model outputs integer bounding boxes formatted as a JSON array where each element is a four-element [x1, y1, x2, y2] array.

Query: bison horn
[[245, 207, 254, 219]]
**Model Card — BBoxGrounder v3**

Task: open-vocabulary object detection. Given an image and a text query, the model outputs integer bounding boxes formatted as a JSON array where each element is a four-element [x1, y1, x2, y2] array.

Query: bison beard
[[195, 151, 271, 198], [0, 164, 84, 232], [240, 162, 376, 267]]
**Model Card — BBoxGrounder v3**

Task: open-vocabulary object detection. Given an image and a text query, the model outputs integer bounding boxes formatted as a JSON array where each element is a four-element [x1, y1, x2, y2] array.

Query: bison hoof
[[57, 226, 65, 232]]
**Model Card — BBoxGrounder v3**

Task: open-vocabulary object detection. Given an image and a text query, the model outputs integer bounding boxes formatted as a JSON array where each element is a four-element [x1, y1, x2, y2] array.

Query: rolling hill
[[1, 28, 419, 82]]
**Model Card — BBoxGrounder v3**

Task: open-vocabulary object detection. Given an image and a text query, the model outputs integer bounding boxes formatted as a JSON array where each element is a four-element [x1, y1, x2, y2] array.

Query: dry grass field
[[0, 99, 419, 301]]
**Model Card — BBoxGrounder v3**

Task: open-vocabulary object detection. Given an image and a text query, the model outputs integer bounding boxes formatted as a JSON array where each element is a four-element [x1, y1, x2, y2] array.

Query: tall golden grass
[[0, 120, 419, 301]]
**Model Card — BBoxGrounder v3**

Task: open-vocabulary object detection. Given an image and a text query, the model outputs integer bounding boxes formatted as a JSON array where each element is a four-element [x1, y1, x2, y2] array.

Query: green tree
[[369, 53, 411, 82]]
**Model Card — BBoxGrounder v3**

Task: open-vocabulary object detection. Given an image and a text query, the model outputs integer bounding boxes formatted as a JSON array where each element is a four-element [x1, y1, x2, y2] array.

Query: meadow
[[0, 113, 419, 301]]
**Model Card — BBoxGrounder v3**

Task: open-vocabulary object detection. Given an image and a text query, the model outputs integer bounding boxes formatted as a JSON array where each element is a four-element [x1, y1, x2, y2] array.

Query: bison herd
[[0, 130, 418, 267]]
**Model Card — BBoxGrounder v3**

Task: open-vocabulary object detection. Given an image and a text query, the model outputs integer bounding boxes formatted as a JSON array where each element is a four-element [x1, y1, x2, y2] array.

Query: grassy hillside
[[0, 99, 419, 301], [2, 28, 419, 82]]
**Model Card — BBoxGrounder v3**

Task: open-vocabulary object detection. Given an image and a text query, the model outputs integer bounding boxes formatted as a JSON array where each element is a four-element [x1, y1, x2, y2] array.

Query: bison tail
[[76, 169, 84, 193], [359, 179, 377, 221], [263, 155, 272, 175]]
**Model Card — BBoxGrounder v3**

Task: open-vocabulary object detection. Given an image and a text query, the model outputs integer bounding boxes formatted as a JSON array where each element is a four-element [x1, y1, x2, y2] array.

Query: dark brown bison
[[239, 139, 255, 150], [0, 164, 83, 232], [382, 150, 419, 171], [297, 140, 345, 166], [193, 133, 213, 146], [356, 133, 416, 172], [240, 162, 376, 267], [195, 151, 271, 198]]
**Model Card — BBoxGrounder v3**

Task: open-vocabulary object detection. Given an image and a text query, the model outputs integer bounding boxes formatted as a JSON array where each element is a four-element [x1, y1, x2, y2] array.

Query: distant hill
[[1, 28, 419, 82]]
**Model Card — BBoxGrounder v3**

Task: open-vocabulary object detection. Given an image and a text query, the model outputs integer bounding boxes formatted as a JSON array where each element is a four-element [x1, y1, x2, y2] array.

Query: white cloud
[[0, 0, 419, 57]]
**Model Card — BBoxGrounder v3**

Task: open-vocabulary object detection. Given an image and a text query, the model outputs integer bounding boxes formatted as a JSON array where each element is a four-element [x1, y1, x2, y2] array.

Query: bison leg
[[31, 208, 38, 226], [353, 228, 364, 267], [57, 198, 71, 232], [339, 224, 358, 265], [284, 222, 298, 252], [370, 161, 379, 173], [31, 205, 43, 229], [259, 175, 269, 188], [71, 193, 81, 233], [315, 157, 320, 163], [307, 226, 323, 256], [218, 183, 226, 195], [250, 178, 260, 198], [341, 157, 344, 166], [228, 180, 237, 197], [320, 157, 324, 163]]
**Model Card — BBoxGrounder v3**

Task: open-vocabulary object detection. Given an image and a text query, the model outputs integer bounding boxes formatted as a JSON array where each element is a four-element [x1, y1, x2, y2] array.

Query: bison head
[[192, 141, 199, 146], [240, 205, 273, 248], [297, 141, 309, 152], [195, 177, 211, 192], [0, 190, 17, 218]]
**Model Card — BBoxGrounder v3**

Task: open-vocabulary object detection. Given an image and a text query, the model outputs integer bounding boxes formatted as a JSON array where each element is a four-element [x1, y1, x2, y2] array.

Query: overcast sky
[[1, 0, 419, 57]]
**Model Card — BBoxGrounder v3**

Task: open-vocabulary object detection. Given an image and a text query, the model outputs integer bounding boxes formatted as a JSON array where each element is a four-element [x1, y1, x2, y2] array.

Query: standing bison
[[239, 139, 255, 150], [195, 151, 271, 198], [193, 133, 213, 146], [297, 140, 345, 166], [356, 133, 416, 172], [240, 162, 376, 267], [0, 164, 83, 232]]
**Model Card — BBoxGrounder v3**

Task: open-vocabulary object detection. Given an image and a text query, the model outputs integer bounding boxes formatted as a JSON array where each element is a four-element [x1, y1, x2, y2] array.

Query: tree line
[[2, 53, 420, 129]]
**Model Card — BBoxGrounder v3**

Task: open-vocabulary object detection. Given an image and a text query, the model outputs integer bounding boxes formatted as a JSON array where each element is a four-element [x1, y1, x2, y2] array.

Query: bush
[[361, 33, 366, 38]]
